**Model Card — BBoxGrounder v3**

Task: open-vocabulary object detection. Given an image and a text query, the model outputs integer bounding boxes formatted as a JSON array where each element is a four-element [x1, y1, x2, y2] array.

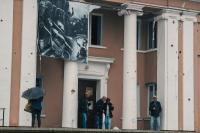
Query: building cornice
[[97, 0, 200, 13]]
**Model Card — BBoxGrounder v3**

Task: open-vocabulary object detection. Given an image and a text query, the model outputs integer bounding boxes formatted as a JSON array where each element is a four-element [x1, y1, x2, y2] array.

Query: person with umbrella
[[30, 96, 43, 127], [22, 87, 44, 127]]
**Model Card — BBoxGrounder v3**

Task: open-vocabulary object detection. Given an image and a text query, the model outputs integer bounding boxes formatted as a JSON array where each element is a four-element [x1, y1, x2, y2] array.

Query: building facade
[[0, 0, 200, 131]]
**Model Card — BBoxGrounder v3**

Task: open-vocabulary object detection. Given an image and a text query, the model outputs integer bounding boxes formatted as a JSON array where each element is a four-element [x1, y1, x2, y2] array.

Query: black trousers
[[31, 109, 41, 127]]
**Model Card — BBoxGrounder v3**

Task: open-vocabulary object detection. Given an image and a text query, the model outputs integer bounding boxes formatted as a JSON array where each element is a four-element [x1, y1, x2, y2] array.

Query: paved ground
[[0, 127, 196, 133]]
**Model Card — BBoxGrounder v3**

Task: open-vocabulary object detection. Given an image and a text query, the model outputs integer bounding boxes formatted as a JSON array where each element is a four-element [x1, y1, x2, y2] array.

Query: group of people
[[79, 96, 114, 129], [95, 96, 114, 129], [26, 91, 161, 131]]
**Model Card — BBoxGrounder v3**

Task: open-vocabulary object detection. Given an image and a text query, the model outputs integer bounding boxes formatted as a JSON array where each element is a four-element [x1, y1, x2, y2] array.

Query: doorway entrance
[[78, 79, 97, 128]]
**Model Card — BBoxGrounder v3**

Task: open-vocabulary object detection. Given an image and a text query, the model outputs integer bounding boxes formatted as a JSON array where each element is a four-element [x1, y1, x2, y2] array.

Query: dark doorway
[[78, 79, 97, 128]]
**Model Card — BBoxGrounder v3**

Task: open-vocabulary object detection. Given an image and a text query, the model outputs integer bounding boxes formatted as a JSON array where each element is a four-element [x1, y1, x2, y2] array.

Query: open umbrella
[[22, 87, 44, 100]]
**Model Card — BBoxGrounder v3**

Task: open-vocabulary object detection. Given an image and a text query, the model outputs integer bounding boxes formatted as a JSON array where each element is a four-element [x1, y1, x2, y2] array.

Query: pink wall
[[37, 57, 64, 127]]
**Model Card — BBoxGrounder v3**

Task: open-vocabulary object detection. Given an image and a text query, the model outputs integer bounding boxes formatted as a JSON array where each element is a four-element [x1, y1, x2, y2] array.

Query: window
[[137, 20, 142, 50], [146, 83, 157, 115], [147, 21, 157, 49], [137, 85, 140, 117], [90, 14, 102, 46]]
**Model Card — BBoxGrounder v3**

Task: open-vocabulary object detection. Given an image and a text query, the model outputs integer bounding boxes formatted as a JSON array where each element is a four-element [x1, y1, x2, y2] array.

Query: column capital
[[118, 3, 143, 16], [154, 9, 198, 22], [180, 11, 198, 22], [154, 9, 181, 21], [197, 15, 200, 23]]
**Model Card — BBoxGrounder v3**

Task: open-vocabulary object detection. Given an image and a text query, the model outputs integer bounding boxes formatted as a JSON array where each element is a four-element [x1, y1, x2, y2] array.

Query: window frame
[[137, 19, 142, 50], [146, 83, 157, 116], [147, 19, 157, 50], [137, 85, 140, 118], [89, 13, 103, 47]]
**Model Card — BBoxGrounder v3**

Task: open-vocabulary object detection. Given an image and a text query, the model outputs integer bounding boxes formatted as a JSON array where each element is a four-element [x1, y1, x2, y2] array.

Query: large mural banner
[[37, 0, 98, 63]]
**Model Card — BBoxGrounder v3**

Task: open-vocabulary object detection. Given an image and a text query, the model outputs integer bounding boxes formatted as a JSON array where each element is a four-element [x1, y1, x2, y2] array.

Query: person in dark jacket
[[79, 93, 89, 128], [149, 96, 162, 131], [103, 98, 114, 129], [30, 96, 43, 127], [94, 96, 106, 128]]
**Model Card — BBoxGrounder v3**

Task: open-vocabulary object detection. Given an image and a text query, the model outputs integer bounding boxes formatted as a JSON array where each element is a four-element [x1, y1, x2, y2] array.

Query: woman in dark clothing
[[30, 97, 43, 127], [94, 96, 107, 129], [79, 94, 90, 128], [103, 98, 114, 129]]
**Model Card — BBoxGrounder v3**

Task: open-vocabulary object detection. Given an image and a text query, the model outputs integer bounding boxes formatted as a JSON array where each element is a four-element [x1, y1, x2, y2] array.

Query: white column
[[0, 0, 13, 126], [62, 61, 78, 128], [156, 10, 180, 130], [119, 4, 143, 129], [182, 14, 197, 131], [19, 0, 38, 126]]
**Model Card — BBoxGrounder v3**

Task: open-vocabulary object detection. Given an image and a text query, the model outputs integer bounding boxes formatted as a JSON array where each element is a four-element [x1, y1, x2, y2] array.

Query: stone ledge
[[0, 127, 196, 133]]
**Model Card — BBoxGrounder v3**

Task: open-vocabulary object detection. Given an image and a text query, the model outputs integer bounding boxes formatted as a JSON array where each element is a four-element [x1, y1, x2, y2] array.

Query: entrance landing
[[0, 127, 196, 133]]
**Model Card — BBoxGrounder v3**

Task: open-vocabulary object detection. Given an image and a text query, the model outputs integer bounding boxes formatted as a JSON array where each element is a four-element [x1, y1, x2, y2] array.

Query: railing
[[0, 108, 5, 126]]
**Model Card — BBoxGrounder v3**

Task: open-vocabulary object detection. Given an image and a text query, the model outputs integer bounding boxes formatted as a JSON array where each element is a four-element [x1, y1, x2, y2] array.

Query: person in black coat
[[149, 96, 162, 131], [79, 93, 90, 128], [94, 96, 106, 128], [30, 97, 43, 127], [103, 98, 114, 129]]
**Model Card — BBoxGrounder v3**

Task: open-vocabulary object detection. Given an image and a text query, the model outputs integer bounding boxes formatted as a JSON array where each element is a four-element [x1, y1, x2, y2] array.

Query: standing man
[[149, 96, 162, 131], [79, 92, 89, 128], [103, 98, 114, 129], [94, 96, 107, 129]]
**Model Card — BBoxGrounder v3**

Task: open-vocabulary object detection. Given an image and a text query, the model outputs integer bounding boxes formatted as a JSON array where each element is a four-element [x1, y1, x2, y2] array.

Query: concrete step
[[0, 127, 196, 133]]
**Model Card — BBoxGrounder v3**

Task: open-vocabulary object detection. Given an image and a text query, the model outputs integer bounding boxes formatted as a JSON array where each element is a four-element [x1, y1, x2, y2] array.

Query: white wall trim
[[0, 0, 14, 126], [89, 45, 107, 49], [88, 56, 114, 63], [121, 48, 158, 53], [137, 49, 157, 53], [78, 56, 114, 99]]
